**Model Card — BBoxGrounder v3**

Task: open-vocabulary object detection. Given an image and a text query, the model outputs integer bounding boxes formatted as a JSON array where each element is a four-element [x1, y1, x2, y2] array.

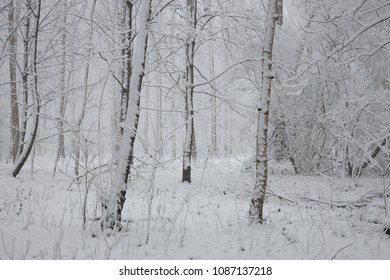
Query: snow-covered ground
[[0, 159, 389, 259]]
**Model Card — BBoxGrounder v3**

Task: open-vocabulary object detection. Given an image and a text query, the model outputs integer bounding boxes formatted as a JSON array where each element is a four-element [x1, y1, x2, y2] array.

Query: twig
[[331, 244, 352, 260], [1, 199, 21, 211]]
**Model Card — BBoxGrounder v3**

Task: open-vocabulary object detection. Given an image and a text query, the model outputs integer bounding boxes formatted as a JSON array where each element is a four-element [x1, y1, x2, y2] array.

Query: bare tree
[[74, 0, 97, 178], [182, 0, 197, 183], [11, 0, 41, 178], [53, 1, 68, 176], [116, 0, 134, 152], [8, 0, 19, 163], [249, 0, 279, 223], [103, 0, 152, 231], [18, 5, 31, 158], [209, 48, 217, 157]]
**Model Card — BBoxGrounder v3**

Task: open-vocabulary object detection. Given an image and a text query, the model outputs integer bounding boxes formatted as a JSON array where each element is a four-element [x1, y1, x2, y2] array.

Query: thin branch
[[193, 59, 260, 88], [331, 244, 352, 260]]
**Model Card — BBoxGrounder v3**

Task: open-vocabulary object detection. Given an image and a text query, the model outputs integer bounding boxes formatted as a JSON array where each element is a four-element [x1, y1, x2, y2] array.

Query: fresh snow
[[1, 159, 389, 260]]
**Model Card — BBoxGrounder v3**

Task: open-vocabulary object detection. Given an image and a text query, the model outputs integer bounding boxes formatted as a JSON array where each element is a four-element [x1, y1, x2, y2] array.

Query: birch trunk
[[53, 1, 67, 176], [8, 0, 19, 163], [144, 85, 149, 154], [19, 11, 31, 158], [103, 0, 152, 230], [210, 48, 217, 157], [170, 10, 177, 159], [171, 96, 177, 159], [249, 0, 278, 223], [355, 138, 387, 177], [182, 0, 197, 183], [58, 2, 67, 159], [117, 0, 134, 151], [156, 66, 163, 158], [11, 0, 41, 178], [224, 103, 229, 157]]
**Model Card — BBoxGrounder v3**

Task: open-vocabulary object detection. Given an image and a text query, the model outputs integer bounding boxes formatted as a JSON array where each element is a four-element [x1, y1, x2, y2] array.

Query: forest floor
[[0, 158, 389, 260]]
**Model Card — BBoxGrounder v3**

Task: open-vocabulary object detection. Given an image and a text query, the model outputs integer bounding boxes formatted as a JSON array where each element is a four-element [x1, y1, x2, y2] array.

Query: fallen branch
[[359, 189, 390, 200], [301, 189, 390, 209], [301, 196, 368, 208], [267, 189, 296, 204]]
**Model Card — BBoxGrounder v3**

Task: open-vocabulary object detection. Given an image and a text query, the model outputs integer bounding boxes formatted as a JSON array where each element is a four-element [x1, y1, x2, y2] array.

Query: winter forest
[[0, 0, 389, 260]]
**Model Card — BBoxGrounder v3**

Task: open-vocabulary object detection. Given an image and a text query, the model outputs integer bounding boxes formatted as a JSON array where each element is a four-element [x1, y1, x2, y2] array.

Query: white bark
[[19, 10, 31, 158], [11, 0, 41, 178], [53, 1, 67, 177], [117, 0, 134, 152], [182, 0, 196, 183], [144, 85, 150, 154], [209, 47, 217, 157], [156, 68, 163, 158], [104, 0, 152, 230], [8, 0, 19, 163], [249, 0, 278, 223], [170, 10, 177, 159]]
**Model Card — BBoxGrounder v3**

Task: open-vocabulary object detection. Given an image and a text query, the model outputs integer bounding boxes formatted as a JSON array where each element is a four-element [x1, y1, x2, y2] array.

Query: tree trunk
[[182, 85, 194, 183], [210, 48, 217, 157], [355, 138, 387, 177], [144, 85, 149, 154], [171, 97, 177, 159], [191, 114, 197, 160], [19, 11, 31, 158], [74, 0, 97, 178], [103, 0, 152, 231], [117, 1, 134, 153], [11, 0, 41, 178], [223, 49, 230, 157], [8, 0, 19, 163], [53, 1, 67, 177], [58, 1, 67, 159], [224, 103, 229, 157], [249, 0, 278, 223], [157, 68, 163, 158], [182, 0, 197, 183], [170, 9, 177, 160]]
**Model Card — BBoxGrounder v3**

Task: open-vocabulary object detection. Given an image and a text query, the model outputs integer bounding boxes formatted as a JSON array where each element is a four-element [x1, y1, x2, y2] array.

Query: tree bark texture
[[53, 1, 68, 177], [210, 48, 217, 157], [182, 0, 197, 183], [249, 0, 278, 223], [356, 138, 387, 177], [11, 0, 41, 178], [8, 0, 19, 163], [58, 2, 67, 159], [103, 0, 152, 231], [19, 11, 31, 158], [117, 0, 134, 150]]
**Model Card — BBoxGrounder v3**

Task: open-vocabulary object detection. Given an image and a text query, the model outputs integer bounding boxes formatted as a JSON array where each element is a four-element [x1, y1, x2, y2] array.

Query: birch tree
[[103, 0, 152, 231], [53, 1, 68, 176], [209, 47, 217, 157], [116, 0, 134, 152], [11, 0, 41, 178], [8, 0, 19, 163], [182, 0, 197, 183], [18, 5, 31, 158], [249, 0, 279, 223]]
